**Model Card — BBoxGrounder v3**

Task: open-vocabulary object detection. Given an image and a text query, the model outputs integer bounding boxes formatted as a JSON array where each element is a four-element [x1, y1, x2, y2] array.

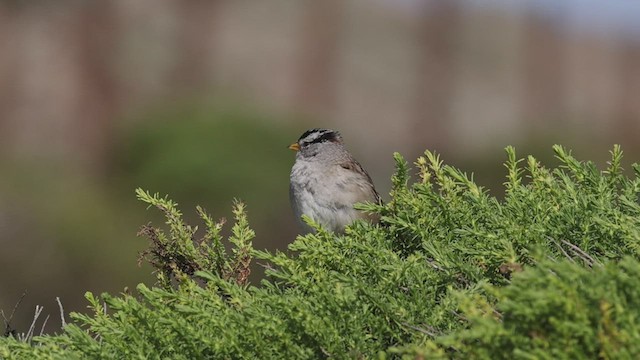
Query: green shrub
[[431, 257, 640, 359], [2, 145, 640, 359]]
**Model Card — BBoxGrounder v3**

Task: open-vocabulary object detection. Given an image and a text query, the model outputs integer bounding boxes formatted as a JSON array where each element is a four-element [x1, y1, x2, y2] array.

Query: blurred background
[[1, 0, 639, 333]]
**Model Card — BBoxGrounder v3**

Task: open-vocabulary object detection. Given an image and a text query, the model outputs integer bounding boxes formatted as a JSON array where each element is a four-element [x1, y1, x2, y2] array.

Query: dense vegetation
[[2, 145, 640, 359]]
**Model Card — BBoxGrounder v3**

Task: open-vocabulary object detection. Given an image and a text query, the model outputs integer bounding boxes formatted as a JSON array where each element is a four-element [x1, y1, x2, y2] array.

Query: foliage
[[135, 189, 254, 288], [432, 257, 640, 359], [2, 145, 640, 359]]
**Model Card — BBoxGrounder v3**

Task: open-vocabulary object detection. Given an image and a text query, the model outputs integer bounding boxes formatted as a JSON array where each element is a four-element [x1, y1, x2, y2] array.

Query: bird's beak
[[288, 143, 300, 151]]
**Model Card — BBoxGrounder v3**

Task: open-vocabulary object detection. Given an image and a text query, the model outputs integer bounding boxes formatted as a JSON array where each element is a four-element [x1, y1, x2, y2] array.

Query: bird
[[288, 128, 381, 234]]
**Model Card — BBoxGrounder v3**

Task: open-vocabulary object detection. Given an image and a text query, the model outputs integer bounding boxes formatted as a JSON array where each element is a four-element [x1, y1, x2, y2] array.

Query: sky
[[533, 0, 640, 38], [386, 0, 640, 40]]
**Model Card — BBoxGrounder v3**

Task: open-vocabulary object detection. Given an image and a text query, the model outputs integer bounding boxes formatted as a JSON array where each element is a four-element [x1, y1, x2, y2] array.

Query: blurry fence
[[0, 0, 639, 170]]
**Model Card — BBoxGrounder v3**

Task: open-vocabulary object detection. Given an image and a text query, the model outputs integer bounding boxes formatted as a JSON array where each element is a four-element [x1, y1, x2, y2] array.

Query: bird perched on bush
[[288, 128, 381, 233]]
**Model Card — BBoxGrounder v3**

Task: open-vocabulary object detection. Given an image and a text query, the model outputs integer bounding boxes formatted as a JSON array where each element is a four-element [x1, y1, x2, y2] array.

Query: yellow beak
[[288, 143, 300, 151]]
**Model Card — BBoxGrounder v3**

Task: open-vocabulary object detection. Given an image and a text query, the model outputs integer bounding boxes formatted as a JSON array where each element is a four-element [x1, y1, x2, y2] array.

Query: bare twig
[[493, 309, 503, 320], [23, 305, 44, 342], [450, 310, 468, 322], [401, 322, 439, 337], [549, 237, 575, 263], [39, 315, 50, 337], [2, 291, 27, 337], [427, 258, 444, 271], [56, 297, 66, 328], [257, 261, 275, 272], [9, 292, 27, 322], [561, 240, 600, 267], [319, 347, 332, 357]]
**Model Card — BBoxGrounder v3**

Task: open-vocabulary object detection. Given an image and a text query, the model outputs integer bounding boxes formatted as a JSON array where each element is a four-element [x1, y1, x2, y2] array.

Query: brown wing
[[339, 159, 382, 206]]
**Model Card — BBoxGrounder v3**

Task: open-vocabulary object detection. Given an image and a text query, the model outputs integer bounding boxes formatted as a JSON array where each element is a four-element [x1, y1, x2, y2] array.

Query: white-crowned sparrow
[[289, 128, 381, 234]]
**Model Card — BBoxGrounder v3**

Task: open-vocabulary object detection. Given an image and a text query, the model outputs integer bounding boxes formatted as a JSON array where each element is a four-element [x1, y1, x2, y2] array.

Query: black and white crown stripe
[[297, 128, 342, 146]]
